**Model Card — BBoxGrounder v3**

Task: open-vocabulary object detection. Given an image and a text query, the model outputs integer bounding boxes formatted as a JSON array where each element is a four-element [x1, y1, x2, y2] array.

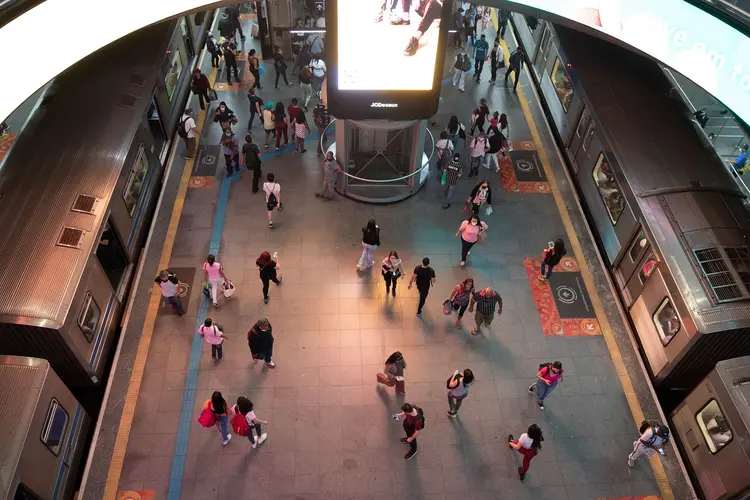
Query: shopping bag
[[442, 299, 453, 315], [197, 407, 217, 428], [202, 281, 211, 298], [208, 89, 218, 102], [462, 202, 472, 215], [258, 65, 266, 78], [441, 171, 447, 185], [223, 281, 235, 298], [485, 206, 493, 216], [477, 230, 487, 244], [376, 373, 395, 386], [251, 23, 259, 38]]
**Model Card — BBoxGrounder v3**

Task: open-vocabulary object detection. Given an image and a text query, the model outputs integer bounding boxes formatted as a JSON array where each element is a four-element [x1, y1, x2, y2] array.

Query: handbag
[[197, 407, 218, 428], [208, 89, 218, 102], [477, 230, 487, 244], [442, 299, 453, 315], [462, 202, 472, 215], [223, 281, 235, 298]]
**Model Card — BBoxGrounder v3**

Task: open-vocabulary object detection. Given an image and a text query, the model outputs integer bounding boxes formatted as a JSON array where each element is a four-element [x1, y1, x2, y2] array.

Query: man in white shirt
[[180, 108, 200, 159], [309, 57, 327, 98], [154, 270, 184, 315], [315, 14, 326, 28]]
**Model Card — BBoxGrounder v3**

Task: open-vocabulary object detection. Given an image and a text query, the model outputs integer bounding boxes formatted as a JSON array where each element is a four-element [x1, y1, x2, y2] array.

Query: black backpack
[[639, 420, 670, 444], [415, 406, 426, 429], [177, 116, 189, 139], [447, 373, 462, 389]]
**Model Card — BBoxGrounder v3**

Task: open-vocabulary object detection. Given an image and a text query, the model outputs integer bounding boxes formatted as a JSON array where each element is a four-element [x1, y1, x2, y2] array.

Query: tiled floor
[[115, 13, 668, 500]]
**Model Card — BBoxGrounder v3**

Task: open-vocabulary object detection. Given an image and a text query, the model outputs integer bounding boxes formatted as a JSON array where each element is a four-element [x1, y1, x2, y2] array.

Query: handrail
[[319, 118, 436, 183]]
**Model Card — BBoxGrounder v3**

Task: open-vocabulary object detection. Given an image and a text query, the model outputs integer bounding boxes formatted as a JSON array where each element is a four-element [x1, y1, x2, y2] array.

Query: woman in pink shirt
[[528, 361, 563, 410], [203, 254, 229, 308], [199, 317, 227, 361], [456, 214, 488, 267]]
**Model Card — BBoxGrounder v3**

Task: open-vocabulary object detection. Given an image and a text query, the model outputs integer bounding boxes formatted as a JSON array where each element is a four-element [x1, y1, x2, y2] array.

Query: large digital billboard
[[326, 0, 454, 119], [512, 0, 750, 125]]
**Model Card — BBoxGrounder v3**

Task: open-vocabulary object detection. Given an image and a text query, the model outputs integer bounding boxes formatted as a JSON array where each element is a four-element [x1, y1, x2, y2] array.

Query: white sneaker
[[250, 439, 257, 449], [266, 361, 276, 368], [258, 433, 268, 445], [222, 434, 232, 446]]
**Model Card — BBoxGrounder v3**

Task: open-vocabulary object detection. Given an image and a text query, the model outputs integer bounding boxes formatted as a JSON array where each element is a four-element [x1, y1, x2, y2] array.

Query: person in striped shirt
[[468, 287, 502, 335], [442, 152, 463, 209]]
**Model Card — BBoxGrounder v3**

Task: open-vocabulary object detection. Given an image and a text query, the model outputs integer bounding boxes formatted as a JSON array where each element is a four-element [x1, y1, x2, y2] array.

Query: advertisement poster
[[337, 0, 448, 91], [514, 0, 750, 124]]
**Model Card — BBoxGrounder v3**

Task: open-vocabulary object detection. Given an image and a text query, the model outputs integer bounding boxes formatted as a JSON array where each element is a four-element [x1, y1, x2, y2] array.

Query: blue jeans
[[536, 379, 558, 402], [218, 415, 229, 441], [540, 261, 553, 278], [164, 295, 183, 315], [470, 156, 483, 174], [248, 423, 263, 444]]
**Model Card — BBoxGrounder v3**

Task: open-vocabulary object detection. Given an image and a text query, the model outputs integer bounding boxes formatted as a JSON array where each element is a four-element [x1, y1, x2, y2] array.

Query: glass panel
[[630, 231, 647, 263], [123, 146, 149, 217], [164, 48, 183, 102], [40, 399, 68, 456], [582, 121, 595, 152], [639, 253, 657, 284], [78, 293, 100, 343], [652, 298, 680, 346], [550, 57, 574, 111], [592, 153, 625, 224], [575, 108, 590, 139], [696, 399, 733, 454]]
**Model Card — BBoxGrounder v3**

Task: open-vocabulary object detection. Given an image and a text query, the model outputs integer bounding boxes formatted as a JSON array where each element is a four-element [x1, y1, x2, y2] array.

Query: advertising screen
[[513, 0, 750, 125], [327, 0, 453, 119]]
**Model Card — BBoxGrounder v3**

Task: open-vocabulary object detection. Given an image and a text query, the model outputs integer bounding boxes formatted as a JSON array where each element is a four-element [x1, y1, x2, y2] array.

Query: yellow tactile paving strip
[[103, 68, 217, 500], [500, 40, 674, 500]]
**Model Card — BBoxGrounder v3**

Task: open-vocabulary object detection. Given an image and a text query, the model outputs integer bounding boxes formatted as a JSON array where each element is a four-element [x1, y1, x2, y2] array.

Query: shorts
[[475, 310, 494, 326], [264, 127, 275, 134]]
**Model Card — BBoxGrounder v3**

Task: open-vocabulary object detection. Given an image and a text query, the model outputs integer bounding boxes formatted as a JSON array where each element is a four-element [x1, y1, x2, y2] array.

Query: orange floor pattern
[[499, 139, 551, 194]]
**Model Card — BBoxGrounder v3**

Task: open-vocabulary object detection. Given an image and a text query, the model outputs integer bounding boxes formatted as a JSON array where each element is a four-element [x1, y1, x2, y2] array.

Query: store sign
[[512, 0, 750, 124]]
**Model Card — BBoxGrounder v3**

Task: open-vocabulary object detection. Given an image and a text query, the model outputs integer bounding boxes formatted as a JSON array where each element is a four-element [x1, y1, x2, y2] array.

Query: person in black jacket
[[191, 68, 212, 111], [505, 47, 524, 91], [273, 45, 290, 90], [467, 180, 492, 216], [223, 43, 240, 85], [357, 219, 380, 271], [248, 318, 275, 367], [226, 5, 245, 41], [218, 13, 237, 44], [538, 239, 567, 282], [213, 101, 237, 131], [206, 33, 221, 68], [484, 127, 505, 172]]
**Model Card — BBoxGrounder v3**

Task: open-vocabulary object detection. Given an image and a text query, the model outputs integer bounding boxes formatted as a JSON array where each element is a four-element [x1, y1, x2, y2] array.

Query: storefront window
[[697, 400, 733, 453], [550, 57, 574, 111], [639, 253, 657, 284], [123, 146, 149, 217], [592, 153, 625, 224], [630, 231, 647, 262], [164, 48, 183, 102], [653, 298, 680, 346]]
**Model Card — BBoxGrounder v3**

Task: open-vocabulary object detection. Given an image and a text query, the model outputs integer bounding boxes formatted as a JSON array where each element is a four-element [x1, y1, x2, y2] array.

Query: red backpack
[[231, 413, 250, 436], [197, 407, 217, 428]]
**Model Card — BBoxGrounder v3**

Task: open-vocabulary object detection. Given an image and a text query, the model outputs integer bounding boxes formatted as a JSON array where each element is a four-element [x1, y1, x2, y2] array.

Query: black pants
[[505, 66, 520, 89], [275, 68, 289, 88], [250, 68, 261, 88], [500, 19, 508, 38], [226, 60, 240, 84], [211, 343, 224, 359], [261, 276, 281, 299], [383, 272, 399, 292], [404, 424, 417, 453], [490, 61, 499, 81], [196, 89, 209, 110], [224, 153, 239, 175], [461, 238, 476, 261], [453, 301, 469, 318], [317, 126, 328, 154], [248, 109, 258, 130], [416, 0, 441, 33], [417, 286, 429, 314], [474, 58, 484, 80], [234, 20, 244, 39], [250, 165, 262, 193], [210, 51, 220, 68]]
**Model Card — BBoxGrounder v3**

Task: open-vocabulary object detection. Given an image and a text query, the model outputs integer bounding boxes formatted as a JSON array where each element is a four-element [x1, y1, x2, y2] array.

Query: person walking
[[357, 219, 380, 271], [469, 108, 480, 137], [377, 351, 406, 394], [273, 102, 289, 151], [248, 49, 262, 89], [247, 318, 275, 367], [452, 51, 470, 92], [241, 135, 262, 193], [206, 33, 221, 68], [178, 108, 199, 160], [287, 98, 303, 129], [213, 101, 238, 131], [226, 4, 245, 41], [468, 287, 502, 335], [448, 278, 475, 329], [447, 368, 474, 417], [528, 361, 564, 410], [442, 152, 462, 209], [477, 98, 490, 133], [456, 213, 488, 267], [452, 7, 465, 48], [154, 270, 184, 315], [435, 131, 454, 177], [446, 115, 466, 149], [263, 102, 276, 149], [408, 257, 436, 317], [232, 396, 268, 449], [223, 42, 240, 85], [381, 250, 405, 297], [203, 391, 232, 446], [313, 102, 330, 156], [489, 40, 504, 83], [191, 68, 212, 111], [539, 238, 567, 281], [394, 403, 424, 460], [316, 151, 341, 200], [498, 8, 511, 39], [299, 65, 314, 111], [247, 88, 263, 131], [309, 56, 327, 97], [273, 45, 290, 89], [499, 112, 511, 148], [505, 47, 524, 92], [628, 420, 670, 468], [199, 317, 227, 361], [256, 251, 282, 303], [203, 254, 230, 308], [466, 180, 492, 215], [473, 34, 489, 82], [218, 12, 237, 43], [220, 128, 240, 176], [485, 126, 504, 172], [508, 424, 544, 481], [468, 132, 488, 177], [262, 173, 281, 227], [294, 112, 310, 154]]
